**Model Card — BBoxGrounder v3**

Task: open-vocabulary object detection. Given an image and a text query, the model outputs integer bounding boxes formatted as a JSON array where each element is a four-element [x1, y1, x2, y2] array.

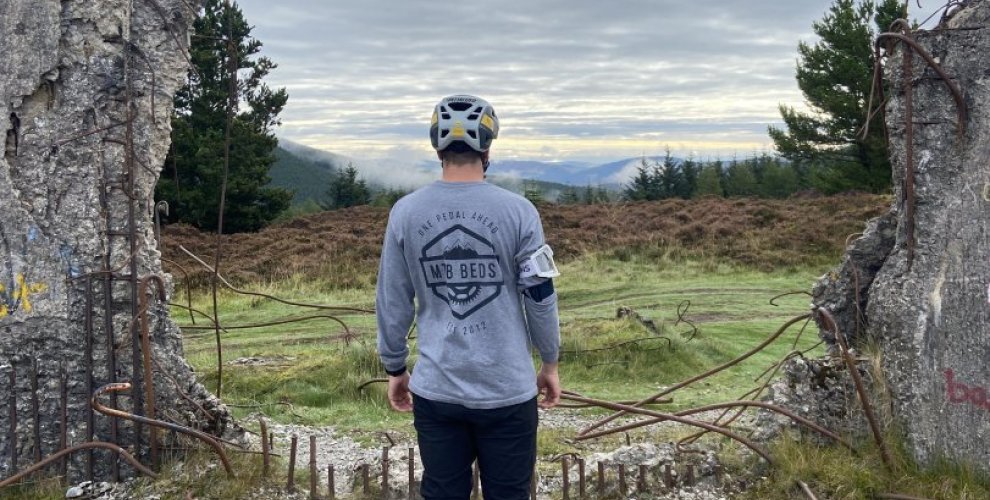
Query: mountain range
[[269, 140, 670, 205]]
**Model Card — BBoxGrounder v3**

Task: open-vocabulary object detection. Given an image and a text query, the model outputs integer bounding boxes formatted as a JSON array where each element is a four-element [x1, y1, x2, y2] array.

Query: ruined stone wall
[[814, 0, 990, 474], [1, 0, 232, 481]]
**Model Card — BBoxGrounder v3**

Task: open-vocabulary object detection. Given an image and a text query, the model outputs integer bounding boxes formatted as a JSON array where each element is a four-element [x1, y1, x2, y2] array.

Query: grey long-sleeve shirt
[[376, 180, 560, 409]]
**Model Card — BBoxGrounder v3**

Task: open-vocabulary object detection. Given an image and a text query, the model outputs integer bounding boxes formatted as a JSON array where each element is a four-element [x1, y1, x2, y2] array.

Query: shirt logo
[[419, 225, 503, 319]]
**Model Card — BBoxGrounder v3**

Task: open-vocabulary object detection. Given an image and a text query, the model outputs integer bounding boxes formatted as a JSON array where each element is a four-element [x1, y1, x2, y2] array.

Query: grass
[[175, 251, 825, 435], [744, 431, 990, 500]]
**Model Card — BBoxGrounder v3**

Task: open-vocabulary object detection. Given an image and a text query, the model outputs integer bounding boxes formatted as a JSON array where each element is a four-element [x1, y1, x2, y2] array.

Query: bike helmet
[[430, 95, 499, 152]]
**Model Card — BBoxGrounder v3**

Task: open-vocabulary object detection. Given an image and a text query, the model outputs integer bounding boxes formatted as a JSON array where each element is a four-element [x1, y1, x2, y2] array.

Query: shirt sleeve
[[376, 211, 415, 373], [515, 205, 561, 363]]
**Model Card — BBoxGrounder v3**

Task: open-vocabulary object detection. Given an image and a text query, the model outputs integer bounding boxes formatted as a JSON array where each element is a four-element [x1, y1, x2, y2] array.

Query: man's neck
[[441, 161, 485, 183]]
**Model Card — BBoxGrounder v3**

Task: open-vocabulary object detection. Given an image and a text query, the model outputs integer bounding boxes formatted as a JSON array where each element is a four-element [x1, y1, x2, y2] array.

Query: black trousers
[[412, 393, 537, 500]]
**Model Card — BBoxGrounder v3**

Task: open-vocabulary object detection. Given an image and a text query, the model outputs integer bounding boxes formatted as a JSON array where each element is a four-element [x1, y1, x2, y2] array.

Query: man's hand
[[387, 372, 413, 412], [536, 362, 561, 409]]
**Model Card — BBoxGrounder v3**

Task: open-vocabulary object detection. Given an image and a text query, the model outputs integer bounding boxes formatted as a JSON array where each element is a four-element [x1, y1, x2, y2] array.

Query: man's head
[[430, 95, 499, 169]]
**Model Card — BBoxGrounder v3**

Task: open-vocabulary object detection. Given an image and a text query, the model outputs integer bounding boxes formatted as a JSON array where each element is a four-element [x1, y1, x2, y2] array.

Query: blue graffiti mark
[[27, 226, 39, 242], [59, 244, 82, 278]]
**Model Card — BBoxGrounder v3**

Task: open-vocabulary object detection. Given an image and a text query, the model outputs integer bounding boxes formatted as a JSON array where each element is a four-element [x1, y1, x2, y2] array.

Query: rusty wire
[[578, 313, 812, 437], [814, 307, 893, 470], [562, 394, 774, 464], [92, 382, 234, 477], [176, 245, 374, 314], [0, 442, 157, 490]]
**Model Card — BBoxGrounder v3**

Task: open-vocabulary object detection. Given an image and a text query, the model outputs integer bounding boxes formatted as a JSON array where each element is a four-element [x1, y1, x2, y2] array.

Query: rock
[[808, 0, 990, 475], [0, 0, 238, 482], [65, 486, 85, 499]]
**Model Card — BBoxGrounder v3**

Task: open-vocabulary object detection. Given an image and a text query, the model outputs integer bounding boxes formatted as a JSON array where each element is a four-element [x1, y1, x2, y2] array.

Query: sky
[[233, 0, 839, 164]]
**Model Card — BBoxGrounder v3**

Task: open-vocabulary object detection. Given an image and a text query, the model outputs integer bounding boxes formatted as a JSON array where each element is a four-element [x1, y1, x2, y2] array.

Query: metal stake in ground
[[7, 365, 17, 475], [408, 447, 415, 500], [577, 458, 586, 498], [328, 464, 335, 500], [310, 436, 318, 500], [562, 457, 570, 500], [382, 446, 390, 500], [30, 358, 40, 463], [259, 418, 269, 477], [287, 434, 298, 492]]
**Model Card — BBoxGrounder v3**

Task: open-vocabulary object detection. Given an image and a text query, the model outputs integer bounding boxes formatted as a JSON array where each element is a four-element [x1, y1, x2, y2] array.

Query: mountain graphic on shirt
[[419, 225, 504, 320]]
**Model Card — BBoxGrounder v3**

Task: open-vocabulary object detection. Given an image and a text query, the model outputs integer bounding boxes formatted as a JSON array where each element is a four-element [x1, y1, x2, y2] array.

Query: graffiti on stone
[[944, 370, 990, 412], [0, 273, 48, 318]]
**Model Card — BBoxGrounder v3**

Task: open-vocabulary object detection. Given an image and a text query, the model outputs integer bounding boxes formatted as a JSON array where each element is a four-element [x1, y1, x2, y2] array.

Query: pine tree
[[760, 158, 801, 198], [322, 164, 371, 209], [725, 160, 759, 197], [558, 186, 580, 204], [624, 158, 657, 201], [695, 163, 724, 197], [769, 0, 904, 194], [157, 0, 292, 232]]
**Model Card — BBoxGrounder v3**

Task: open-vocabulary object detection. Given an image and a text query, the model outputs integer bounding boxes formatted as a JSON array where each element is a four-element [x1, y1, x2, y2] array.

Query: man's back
[[377, 180, 557, 409]]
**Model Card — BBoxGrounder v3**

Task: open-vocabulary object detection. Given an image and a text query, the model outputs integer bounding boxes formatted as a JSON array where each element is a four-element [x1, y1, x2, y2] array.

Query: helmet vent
[[467, 130, 477, 139], [467, 113, 479, 120], [440, 106, 448, 112], [440, 129, 450, 138], [474, 106, 483, 113], [441, 113, 451, 119], [448, 102, 472, 111]]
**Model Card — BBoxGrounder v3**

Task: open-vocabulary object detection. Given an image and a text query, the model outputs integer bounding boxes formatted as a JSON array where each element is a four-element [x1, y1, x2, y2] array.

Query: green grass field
[[177, 252, 824, 432]]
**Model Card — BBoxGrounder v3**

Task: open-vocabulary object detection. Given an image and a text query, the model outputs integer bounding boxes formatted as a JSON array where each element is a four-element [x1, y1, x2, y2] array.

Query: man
[[376, 94, 562, 499]]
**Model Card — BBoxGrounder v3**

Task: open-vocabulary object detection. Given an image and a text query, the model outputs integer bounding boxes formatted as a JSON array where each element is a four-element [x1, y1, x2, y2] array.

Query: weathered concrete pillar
[[816, 0, 990, 474], [1, 0, 233, 481]]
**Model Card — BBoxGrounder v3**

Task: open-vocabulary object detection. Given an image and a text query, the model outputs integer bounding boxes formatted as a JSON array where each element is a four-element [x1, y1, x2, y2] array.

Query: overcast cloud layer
[[234, 0, 837, 163]]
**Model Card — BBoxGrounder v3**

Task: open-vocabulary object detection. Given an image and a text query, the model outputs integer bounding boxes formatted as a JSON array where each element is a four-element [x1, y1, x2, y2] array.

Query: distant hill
[[268, 140, 623, 206], [269, 146, 338, 206]]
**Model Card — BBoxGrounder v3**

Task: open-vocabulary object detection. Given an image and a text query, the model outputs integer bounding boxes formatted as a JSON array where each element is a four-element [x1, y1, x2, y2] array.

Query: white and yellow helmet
[[430, 95, 499, 152]]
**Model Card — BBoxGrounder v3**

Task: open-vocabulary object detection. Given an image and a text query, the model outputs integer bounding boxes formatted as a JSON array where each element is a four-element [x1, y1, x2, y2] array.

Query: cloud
[[232, 0, 834, 161]]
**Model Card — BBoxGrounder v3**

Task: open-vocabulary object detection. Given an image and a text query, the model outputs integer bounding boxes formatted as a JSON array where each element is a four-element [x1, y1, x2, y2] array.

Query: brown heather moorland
[[162, 193, 889, 288]]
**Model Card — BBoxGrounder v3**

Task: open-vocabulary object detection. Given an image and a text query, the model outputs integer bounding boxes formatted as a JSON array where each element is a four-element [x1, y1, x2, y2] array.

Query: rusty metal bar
[[328, 464, 335, 499], [408, 447, 415, 500], [580, 400, 852, 451], [664, 463, 673, 488], [637, 464, 647, 492], [562, 456, 570, 500], [287, 434, 297, 492], [101, 270, 120, 482], [565, 394, 774, 464], [816, 307, 893, 470], [259, 418, 269, 477], [577, 458, 585, 498], [597, 461, 604, 496], [139, 275, 165, 469], [91, 382, 234, 476], [58, 366, 67, 482], [7, 366, 16, 475], [876, 32, 967, 138], [84, 277, 95, 480], [618, 464, 626, 496], [580, 313, 811, 436], [0, 441, 156, 489], [383, 446, 390, 499], [310, 436, 318, 500], [122, 27, 145, 463], [686, 464, 695, 485], [362, 463, 370, 494], [29, 358, 40, 464]]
